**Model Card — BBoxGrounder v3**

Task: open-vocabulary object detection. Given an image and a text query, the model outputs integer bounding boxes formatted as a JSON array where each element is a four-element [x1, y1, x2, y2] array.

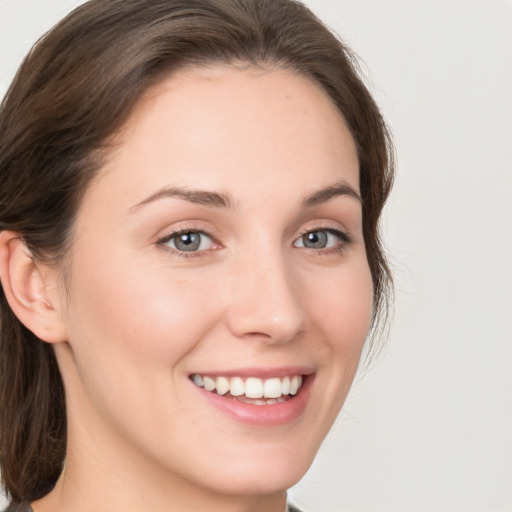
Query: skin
[[28, 65, 373, 512]]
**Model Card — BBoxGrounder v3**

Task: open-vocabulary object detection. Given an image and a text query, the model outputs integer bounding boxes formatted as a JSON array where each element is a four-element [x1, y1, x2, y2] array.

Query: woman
[[0, 1, 394, 511]]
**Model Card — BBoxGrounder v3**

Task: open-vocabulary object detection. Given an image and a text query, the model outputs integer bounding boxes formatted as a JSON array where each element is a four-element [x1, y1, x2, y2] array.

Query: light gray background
[[1, 1, 511, 511]]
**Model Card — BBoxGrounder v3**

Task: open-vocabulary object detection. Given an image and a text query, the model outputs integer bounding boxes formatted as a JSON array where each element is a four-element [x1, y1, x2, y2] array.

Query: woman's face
[[55, 65, 373, 496]]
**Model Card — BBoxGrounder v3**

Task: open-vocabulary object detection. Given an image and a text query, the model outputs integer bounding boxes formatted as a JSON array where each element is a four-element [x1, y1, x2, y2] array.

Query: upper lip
[[189, 366, 315, 379]]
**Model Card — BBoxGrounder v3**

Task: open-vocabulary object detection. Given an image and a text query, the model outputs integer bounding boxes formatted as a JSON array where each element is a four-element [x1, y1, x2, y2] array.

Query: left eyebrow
[[302, 181, 362, 207]]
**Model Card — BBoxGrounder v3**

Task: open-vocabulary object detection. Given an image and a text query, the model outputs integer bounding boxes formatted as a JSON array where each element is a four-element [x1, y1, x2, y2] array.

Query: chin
[[201, 461, 308, 497], [186, 437, 319, 497]]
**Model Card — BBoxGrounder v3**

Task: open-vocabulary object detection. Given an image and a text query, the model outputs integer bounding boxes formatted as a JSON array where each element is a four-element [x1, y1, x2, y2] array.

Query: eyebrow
[[129, 186, 234, 211], [129, 180, 361, 212], [302, 181, 361, 206]]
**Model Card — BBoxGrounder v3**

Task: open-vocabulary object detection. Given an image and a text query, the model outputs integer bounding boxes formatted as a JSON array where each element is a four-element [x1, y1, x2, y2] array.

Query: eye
[[294, 229, 348, 250], [159, 230, 214, 253]]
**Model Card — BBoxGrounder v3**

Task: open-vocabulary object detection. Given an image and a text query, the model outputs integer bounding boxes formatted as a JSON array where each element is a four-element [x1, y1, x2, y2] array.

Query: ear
[[0, 231, 68, 343]]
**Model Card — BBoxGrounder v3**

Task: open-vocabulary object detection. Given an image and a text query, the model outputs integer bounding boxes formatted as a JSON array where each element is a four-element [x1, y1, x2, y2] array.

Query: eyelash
[[294, 226, 352, 255], [156, 227, 218, 259], [156, 225, 352, 258]]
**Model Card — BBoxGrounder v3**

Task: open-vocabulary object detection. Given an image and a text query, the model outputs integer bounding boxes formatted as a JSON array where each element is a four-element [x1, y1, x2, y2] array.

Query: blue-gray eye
[[294, 229, 345, 249], [164, 231, 213, 252]]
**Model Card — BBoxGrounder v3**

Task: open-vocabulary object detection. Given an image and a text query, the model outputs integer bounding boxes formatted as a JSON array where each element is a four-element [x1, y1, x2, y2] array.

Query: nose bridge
[[226, 242, 309, 343]]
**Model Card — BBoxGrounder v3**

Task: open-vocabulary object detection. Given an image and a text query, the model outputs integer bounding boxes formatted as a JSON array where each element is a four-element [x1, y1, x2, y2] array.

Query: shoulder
[[6, 502, 303, 512], [3, 503, 33, 512], [5, 503, 301, 512]]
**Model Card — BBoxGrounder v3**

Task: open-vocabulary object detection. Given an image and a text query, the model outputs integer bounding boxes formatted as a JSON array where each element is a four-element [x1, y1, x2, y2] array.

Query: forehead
[[84, 64, 359, 211]]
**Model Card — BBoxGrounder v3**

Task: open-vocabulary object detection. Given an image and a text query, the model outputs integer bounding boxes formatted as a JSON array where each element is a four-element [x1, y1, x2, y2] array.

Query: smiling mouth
[[190, 374, 304, 405]]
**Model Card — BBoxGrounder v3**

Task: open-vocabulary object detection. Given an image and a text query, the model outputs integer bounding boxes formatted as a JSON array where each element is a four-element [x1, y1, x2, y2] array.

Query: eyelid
[[293, 225, 353, 251], [295, 223, 352, 242], [155, 224, 222, 257], [160, 229, 212, 247]]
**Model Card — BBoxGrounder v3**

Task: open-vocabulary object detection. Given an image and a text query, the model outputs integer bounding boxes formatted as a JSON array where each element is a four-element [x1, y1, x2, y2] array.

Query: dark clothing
[[4, 502, 304, 511]]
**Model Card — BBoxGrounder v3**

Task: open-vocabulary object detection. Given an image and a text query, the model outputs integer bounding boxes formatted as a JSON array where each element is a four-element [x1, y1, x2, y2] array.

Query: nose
[[224, 250, 310, 344]]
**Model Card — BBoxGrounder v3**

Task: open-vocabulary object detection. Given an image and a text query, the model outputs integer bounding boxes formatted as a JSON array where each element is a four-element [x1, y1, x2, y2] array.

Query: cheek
[[306, 259, 374, 356], [61, 256, 225, 436], [64, 252, 223, 375]]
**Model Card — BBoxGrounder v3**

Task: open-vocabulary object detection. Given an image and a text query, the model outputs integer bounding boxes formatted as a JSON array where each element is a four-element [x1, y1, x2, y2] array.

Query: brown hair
[[0, 0, 394, 503]]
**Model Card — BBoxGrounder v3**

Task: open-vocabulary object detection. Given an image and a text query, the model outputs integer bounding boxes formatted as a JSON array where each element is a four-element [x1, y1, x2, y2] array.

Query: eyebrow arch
[[129, 186, 234, 211], [302, 181, 362, 206]]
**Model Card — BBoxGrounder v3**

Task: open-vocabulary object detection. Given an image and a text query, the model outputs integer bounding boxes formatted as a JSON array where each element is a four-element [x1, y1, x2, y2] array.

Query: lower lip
[[192, 375, 315, 427]]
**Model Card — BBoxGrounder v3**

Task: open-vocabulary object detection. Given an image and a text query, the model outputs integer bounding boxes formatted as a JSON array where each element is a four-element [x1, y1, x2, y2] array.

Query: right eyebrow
[[129, 186, 234, 212]]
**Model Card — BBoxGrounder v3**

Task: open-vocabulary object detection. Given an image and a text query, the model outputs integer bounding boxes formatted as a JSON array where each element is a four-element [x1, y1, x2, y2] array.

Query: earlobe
[[0, 231, 68, 343]]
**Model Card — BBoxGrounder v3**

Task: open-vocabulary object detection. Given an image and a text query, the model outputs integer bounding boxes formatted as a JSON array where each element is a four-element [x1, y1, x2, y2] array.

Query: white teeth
[[191, 373, 305, 401], [263, 377, 283, 399], [245, 377, 264, 398], [230, 377, 245, 396], [215, 376, 229, 396], [281, 376, 290, 395], [290, 375, 302, 395], [203, 376, 216, 392]]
